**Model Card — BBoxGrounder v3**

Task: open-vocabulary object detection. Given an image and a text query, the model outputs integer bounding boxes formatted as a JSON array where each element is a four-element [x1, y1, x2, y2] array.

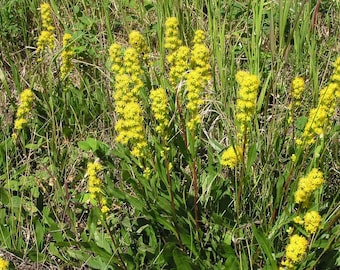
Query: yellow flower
[[297, 56, 340, 145], [111, 41, 147, 158], [168, 46, 190, 86], [13, 89, 34, 133], [60, 33, 74, 80], [303, 211, 322, 234], [124, 47, 143, 76], [193, 30, 205, 44], [331, 56, 340, 86], [235, 71, 260, 134], [0, 257, 9, 270], [291, 154, 297, 163], [281, 234, 308, 269], [150, 88, 169, 136], [165, 17, 182, 51], [221, 146, 243, 168], [36, 30, 54, 53], [294, 168, 324, 206], [87, 162, 103, 198], [86, 162, 110, 215], [291, 77, 305, 101], [40, 3, 53, 30], [186, 69, 204, 131], [129, 30, 150, 61], [191, 30, 211, 82], [36, 3, 54, 54], [293, 216, 304, 225], [109, 43, 123, 73]]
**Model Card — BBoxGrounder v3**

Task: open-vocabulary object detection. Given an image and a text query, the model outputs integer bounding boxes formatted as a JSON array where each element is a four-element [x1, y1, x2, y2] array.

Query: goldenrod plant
[[0, 1, 339, 269]]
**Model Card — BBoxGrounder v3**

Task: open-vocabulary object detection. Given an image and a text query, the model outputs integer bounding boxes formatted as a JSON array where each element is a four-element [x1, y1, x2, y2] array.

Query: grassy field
[[0, 0, 339, 269]]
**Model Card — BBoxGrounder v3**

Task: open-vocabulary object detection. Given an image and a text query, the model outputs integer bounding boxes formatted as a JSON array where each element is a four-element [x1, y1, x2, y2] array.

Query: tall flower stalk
[[110, 36, 148, 158], [36, 3, 55, 60]]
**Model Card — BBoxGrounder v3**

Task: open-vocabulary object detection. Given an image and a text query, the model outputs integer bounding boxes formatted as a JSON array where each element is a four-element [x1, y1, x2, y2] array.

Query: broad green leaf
[[252, 225, 277, 270], [78, 141, 91, 151], [173, 247, 192, 270]]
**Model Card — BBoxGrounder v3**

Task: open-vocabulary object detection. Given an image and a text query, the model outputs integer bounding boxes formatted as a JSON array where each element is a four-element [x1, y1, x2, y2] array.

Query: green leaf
[[125, 194, 145, 211], [295, 116, 308, 131], [173, 247, 192, 270], [0, 187, 10, 205], [224, 256, 240, 269], [247, 143, 257, 170], [35, 219, 45, 250], [48, 243, 65, 261], [78, 141, 91, 151], [252, 225, 277, 270]]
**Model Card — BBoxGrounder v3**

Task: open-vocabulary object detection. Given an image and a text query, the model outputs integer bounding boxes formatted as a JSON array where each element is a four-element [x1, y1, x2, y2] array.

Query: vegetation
[[0, 0, 339, 269]]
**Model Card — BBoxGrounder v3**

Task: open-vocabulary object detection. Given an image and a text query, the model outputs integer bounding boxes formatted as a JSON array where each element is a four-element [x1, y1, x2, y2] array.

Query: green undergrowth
[[0, 0, 339, 269]]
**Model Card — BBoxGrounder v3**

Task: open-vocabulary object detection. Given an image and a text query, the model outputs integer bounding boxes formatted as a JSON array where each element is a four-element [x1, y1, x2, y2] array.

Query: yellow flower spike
[[294, 168, 324, 206], [193, 30, 206, 44], [124, 47, 143, 76], [331, 56, 340, 85], [220, 146, 243, 168], [109, 43, 123, 73], [13, 88, 34, 135], [235, 71, 260, 134], [168, 46, 190, 86], [0, 257, 9, 270], [60, 33, 74, 80], [291, 77, 305, 100], [186, 69, 205, 131], [36, 3, 54, 54], [303, 211, 322, 234], [281, 234, 308, 269], [165, 17, 182, 51], [129, 30, 150, 61], [296, 56, 340, 145], [150, 88, 170, 136], [40, 3, 53, 29], [111, 41, 147, 158], [293, 216, 304, 225]]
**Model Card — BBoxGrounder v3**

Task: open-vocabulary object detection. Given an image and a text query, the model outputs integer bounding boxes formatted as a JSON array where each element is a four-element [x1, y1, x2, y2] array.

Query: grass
[[0, 0, 339, 269]]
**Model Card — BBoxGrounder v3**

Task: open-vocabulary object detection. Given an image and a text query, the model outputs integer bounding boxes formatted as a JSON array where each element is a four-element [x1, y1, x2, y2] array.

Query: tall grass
[[0, 0, 339, 269]]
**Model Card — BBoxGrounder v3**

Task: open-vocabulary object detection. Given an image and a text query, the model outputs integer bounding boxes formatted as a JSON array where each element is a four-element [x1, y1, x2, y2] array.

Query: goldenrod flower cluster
[[303, 210, 322, 234], [293, 210, 322, 234], [280, 234, 308, 269], [221, 71, 259, 168], [86, 162, 109, 215], [190, 30, 211, 82], [220, 146, 243, 168], [110, 38, 148, 158], [165, 17, 190, 86], [0, 257, 9, 270], [291, 77, 305, 105], [235, 70, 260, 134], [297, 57, 340, 145], [13, 88, 34, 137], [36, 3, 54, 54], [164, 19, 211, 131], [150, 88, 169, 136], [168, 46, 190, 86], [60, 33, 74, 80], [186, 69, 205, 131], [109, 43, 123, 73], [123, 47, 144, 76], [294, 168, 324, 207], [164, 17, 182, 51], [129, 30, 150, 62], [288, 77, 305, 124], [331, 56, 340, 85], [186, 30, 211, 131]]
